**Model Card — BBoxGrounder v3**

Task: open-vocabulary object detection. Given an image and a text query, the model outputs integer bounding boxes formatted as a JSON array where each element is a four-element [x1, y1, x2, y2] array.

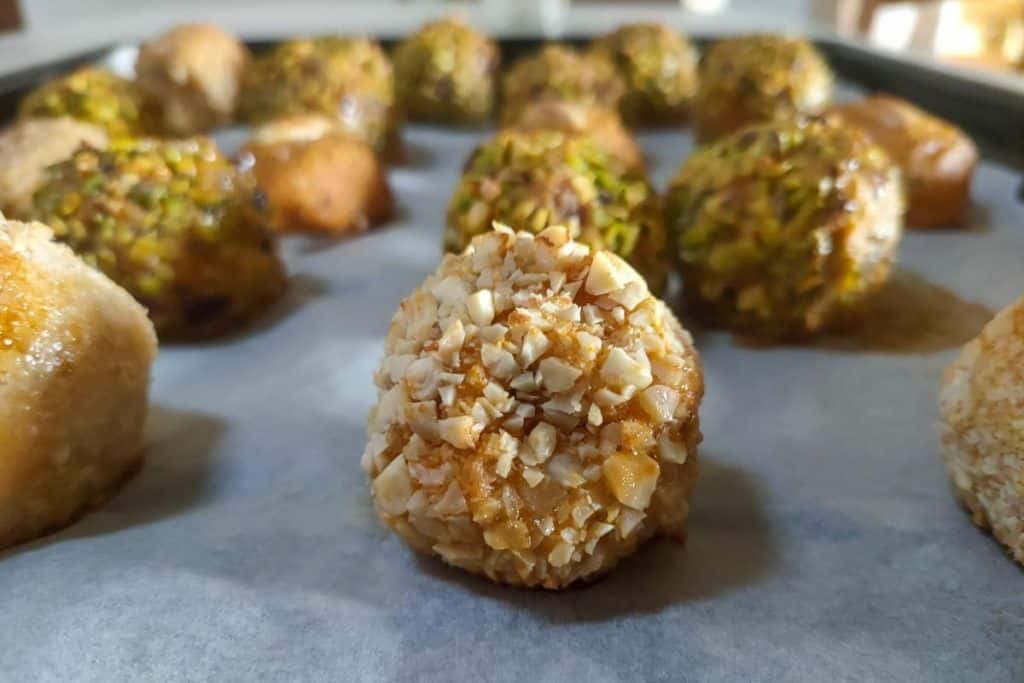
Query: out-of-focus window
[[817, 0, 1024, 74]]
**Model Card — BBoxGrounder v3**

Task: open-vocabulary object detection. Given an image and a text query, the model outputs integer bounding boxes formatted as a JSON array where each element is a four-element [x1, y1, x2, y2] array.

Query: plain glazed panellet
[[242, 114, 394, 235], [0, 218, 157, 551], [135, 23, 250, 135], [829, 95, 978, 228]]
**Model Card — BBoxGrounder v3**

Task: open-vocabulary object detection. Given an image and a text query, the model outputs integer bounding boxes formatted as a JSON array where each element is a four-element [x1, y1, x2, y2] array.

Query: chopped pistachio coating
[[445, 129, 667, 293], [500, 45, 626, 125], [665, 117, 904, 338], [29, 137, 286, 339], [18, 67, 157, 138], [589, 23, 698, 125], [393, 18, 499, 124], [694, 35, 833, 142], [238, 37, 399, 155]]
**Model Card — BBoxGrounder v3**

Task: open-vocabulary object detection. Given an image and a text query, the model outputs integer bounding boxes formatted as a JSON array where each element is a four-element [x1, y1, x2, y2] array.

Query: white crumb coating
[[135, 23, 249, 135], [0, 218, 157, 550], [939, 296, 1024, 566], [363, 225, 703, 589]]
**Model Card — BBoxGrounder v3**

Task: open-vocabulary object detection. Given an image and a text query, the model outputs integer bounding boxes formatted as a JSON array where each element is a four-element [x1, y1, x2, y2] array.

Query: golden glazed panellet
[[28, 137, 287, 340], [500, 44, 626, 126], [693, 34, 833, 142], [135, 23, 250, 136], [364, 225, 704, 589], [445, 128, 668, 293], [939, 295, 1024, 567], [0, 117, 108, 218], [18, 67, 159, 137], [393, 18, 500, 124], [238, 36, 400, 157], [0, 218, 157, 551], [589, 23, 699, 125], [505, 99, 646, 174], [829, 95, 978, 228], [665, 116, 904, 338], [242, 114, 394, 235]]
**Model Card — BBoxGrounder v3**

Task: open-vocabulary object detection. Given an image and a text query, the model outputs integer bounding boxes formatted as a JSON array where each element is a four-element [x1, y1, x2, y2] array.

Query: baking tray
[[1, 39, 1023, 682]]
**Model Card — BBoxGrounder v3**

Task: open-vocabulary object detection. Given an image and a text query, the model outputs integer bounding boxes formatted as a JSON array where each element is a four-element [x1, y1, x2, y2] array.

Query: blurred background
[[0, 1, 1022, 79]]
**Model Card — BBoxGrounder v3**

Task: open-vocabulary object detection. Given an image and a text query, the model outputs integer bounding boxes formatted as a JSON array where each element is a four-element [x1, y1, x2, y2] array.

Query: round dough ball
[[28, 137, 286, 340], [588, 23, 699, 125], [940, 296, 1024, 566], [694, 35, 832, 142], [393, 17, 499, 124], [506, 99, 645, 174], [0, 117, 108, 218], [135, 23, 249, 135], [19, 67, 158, 138], [363, 225, 703, 588], [665, 116, 903, 338], [0, 218, 157, 550], [242, 114, 393, 235], [445, 129, 667, 293], [829, 95, 978, 228], [500, 44, 625, 125], [238, 37, 400, 157]]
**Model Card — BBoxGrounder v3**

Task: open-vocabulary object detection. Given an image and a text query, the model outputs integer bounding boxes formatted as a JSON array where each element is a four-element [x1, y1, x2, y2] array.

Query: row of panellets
[[1, 26, 976, 342], [0, 22, 1013, 582]]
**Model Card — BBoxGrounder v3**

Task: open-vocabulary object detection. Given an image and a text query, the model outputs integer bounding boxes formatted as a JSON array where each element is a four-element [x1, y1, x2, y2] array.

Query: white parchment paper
[[0, 125, 1021, 683]]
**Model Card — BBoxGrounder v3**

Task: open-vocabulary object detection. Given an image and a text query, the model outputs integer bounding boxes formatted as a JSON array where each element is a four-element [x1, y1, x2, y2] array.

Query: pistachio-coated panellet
[[589, 23, 699, 125], [19, 67, 158, 138], [393, 18, 499, 124], [693, 35, 832, 142], [239, 37, 400, 156], [445, 129, 668, 293], [29, 137, 286, 340], [665, 117, 903, 338], [500, 45, 626, 126]]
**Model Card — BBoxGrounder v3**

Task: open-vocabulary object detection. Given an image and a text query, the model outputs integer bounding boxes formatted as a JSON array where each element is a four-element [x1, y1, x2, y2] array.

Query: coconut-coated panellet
[[500, 44, 625, 126], [136, 23, 249, 136], [28, 137, 286, 340], [588, 23, 699, 125], [665, 116, 903, 338], [0, 219, 157, 550], [242, 114, 394, 235], [364, 225, 703, 589], [238, 37, 400, 157], [18, 67, 158, 138], [393, 17, 499, 124], [445, 129, 667, 293], [0, 117, 108, 218], [939, 296, 1024, 566], [507, 99, 645, 174], [694, 34, 832, 142]]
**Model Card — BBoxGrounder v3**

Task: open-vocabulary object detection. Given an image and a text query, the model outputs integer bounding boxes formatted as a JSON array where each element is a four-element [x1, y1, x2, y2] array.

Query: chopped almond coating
[[939, 296, 1024, 567], [364, 224, 704, 589]]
